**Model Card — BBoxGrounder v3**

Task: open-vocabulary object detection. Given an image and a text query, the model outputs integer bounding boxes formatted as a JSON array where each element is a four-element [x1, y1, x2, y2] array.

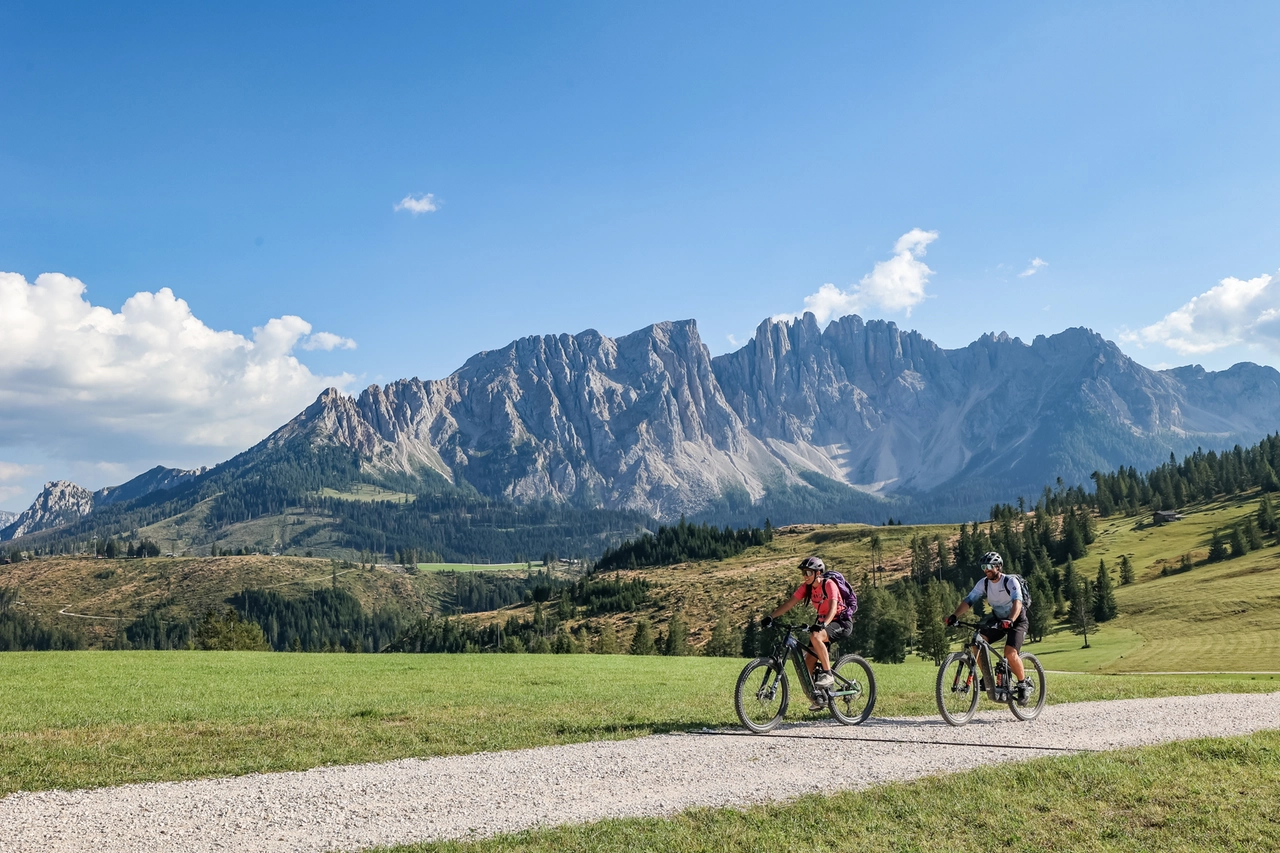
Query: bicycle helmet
[[980, 551, 1004, 572], [798, 556, 825, 574]]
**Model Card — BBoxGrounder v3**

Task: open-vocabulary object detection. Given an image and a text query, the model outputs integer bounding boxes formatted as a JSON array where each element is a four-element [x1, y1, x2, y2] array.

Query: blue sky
[[3, 2, 1280, 508]]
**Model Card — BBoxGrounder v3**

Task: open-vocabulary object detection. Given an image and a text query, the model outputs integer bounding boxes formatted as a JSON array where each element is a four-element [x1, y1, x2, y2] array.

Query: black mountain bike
[[734, 621, 876, 733], [935, 619, 1046, 726]]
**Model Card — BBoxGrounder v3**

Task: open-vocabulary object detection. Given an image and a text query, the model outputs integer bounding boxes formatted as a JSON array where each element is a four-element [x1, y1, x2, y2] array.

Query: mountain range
[[5, 313, 1280, 551]]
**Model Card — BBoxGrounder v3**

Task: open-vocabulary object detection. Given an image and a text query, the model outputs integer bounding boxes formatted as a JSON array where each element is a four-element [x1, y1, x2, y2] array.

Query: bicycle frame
[[953, 622, 1013, 703], [768, 623, 861, 702]]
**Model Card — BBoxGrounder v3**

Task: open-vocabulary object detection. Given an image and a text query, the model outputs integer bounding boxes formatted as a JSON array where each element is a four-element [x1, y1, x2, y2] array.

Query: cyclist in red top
[[764, 556, 849, 710]]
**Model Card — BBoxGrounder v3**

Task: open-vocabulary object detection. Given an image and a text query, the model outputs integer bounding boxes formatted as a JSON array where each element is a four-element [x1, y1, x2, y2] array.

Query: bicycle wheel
[[936, 651, 980, 726], [1008, 652, 1047, 721], [828, 653, 876, 725], [734, 657, 789, 733]]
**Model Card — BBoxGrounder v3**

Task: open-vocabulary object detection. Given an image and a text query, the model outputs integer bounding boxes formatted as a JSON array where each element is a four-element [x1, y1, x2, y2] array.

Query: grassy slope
[[384, 732, 1280, 853], [1, 652, 1275, 795], [0, 554, 443, 645], [489, 496, 1280, 673]]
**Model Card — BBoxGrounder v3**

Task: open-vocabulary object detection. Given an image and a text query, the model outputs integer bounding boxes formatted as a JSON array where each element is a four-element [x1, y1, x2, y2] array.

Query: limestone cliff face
[[270, 321, 786, 518], [264, 313, 1280, 519], [0, 466, 205, 541], [1, 481, 94, 540]]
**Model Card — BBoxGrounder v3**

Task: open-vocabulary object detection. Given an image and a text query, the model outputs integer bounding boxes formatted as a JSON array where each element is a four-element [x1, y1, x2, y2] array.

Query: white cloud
[[1019, 257, 1048, 277], [302, 331, 358, 351], [394, 193, 439, 214], [776, 229, 938, 323], [1120, 270, 1280, 355], [0, 462, 38, 482], [726, 333, 740, 348], [0, 272, 356, 460]]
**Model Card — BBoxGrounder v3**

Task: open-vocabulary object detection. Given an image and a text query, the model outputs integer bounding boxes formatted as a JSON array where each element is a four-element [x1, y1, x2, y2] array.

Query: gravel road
[[3, 692, 1278, 853]]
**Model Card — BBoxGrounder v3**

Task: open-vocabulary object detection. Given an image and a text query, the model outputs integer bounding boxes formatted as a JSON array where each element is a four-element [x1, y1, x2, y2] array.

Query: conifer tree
[[914, 582, 950, 665], [741, 616, 760, 658], [1119, 554, 1135, 585], [1258, 494, 1277, 534], [595, 620, 619, 654], [1229, 525, 1249, 559], [1245, 518, 1264, 551], [704, 613, 738, 657], [1068, 578, 1096, 648], [1208, 529, 1228, 562], [1093, 559, 1117, 622], [663, 611, 691, 656], [1027, 573, 1053, 642], [629, 616, 656, 655]]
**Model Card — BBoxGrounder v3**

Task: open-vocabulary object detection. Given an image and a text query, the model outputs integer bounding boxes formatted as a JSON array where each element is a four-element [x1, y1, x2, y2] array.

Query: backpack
[[985, 573, 1032, 610], [806, 570, 858, 620]]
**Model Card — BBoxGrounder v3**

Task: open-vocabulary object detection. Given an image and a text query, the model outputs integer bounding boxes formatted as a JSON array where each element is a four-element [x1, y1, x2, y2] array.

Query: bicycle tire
[[936, 651, 980, 726], [828, 653, 876, 725], [734, 657, 789, 733], [1008, 652, 1047, 721]]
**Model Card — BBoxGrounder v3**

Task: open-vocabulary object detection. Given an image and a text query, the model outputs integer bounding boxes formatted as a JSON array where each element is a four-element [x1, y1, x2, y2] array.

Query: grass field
[[415, 562, 532, 573], [319, 484, 417, 504], [508, 495, 1280, 673], [1, 651, 1276, 795], [0, 553, 445, 645], [380, 731, 1280, 853]]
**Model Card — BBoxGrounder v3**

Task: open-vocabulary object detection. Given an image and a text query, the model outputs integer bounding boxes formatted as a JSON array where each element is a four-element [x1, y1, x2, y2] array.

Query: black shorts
[[815, 617, 853, 644], [979, 613, 1028, 652]]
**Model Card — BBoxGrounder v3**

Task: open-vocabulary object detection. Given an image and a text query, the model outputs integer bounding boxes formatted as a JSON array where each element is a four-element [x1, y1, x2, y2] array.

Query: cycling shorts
[[979, 612, 1028, 652], [815, 616, 853, 644]]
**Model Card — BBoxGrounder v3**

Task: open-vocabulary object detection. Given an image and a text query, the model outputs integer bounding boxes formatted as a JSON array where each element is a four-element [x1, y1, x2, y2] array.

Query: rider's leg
[[1005, 645, 1026, 680], [812, 629, 831, 672]]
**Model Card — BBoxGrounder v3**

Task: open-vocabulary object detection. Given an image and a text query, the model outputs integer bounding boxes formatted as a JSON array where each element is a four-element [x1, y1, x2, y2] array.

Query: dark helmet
[[980, 551, 1004, 572], [798, 556, 826, 574]]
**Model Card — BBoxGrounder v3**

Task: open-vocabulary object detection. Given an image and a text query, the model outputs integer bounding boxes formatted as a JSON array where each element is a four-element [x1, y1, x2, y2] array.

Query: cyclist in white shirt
[[944, 551, 1032, 700]]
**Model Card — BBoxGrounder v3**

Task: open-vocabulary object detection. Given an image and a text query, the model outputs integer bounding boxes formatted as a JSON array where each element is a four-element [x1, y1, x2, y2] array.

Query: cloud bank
[[1121, 271, 1280, 355], [394, 193, 439, 214], [0, 272, 356, 463], [776, 229, 938, 324]]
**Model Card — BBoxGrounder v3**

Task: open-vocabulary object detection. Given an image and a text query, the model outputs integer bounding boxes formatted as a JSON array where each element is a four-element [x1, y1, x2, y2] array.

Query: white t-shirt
[[964, 574, 1022, 619]]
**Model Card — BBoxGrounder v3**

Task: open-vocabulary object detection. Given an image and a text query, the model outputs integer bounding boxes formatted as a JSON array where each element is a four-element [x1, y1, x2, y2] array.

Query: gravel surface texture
[[2, 692, 1278, 853]]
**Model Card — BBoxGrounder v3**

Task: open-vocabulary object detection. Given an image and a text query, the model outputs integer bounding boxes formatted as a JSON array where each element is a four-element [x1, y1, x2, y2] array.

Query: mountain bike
[[734, 621, 876, 733], [935, 619, 1046, 725]]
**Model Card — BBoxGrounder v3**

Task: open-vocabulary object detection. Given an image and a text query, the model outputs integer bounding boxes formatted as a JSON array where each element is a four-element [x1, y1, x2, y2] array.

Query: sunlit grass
[[2, 651, 1276, 795]]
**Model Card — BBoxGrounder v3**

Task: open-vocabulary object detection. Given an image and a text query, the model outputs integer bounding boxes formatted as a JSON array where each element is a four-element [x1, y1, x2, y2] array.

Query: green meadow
[[1, 651, 1275, 795]]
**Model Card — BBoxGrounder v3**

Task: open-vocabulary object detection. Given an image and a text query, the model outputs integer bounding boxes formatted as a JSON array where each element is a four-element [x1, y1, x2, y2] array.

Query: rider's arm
[[1008, 599, 1022, 622], [952, 600, 971, 619]]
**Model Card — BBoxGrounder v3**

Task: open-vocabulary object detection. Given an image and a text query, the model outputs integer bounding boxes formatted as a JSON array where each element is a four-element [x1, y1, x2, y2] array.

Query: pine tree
[[595, 621, 619, 654], [664, 611, 691, 656], [1093, 559, 1118, 622], [1245, 518, 1264, 551], [1027, 573, 1053, 643], [1119, 555, 1135, 585], [704, 613, 738, 657], [1068, 578, 1096, 648], [914, 582, 950, 665], [629, 617, 656, 655], [1258, 494, 1277, 534], [1208, 529, 1228, 562], [741, 616, 760, 658], [1229, 525, 1249, 559]]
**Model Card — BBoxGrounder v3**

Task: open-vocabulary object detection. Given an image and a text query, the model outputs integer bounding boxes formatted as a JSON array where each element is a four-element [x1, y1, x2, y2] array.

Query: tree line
[[595, 517, 772, 572]]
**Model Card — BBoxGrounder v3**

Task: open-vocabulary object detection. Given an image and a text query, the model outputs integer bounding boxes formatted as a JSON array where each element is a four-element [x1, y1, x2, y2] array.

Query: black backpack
[[984, 573, 1032, 610]]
